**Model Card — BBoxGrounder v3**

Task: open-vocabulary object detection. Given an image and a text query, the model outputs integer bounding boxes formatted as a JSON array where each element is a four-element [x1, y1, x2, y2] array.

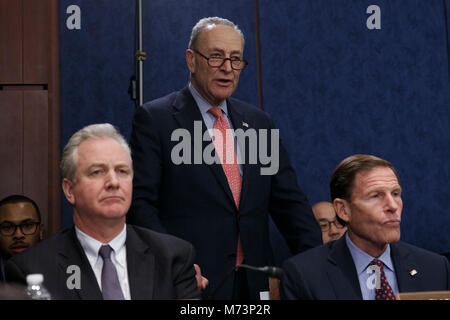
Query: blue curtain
[[60, 0, 450, 257]]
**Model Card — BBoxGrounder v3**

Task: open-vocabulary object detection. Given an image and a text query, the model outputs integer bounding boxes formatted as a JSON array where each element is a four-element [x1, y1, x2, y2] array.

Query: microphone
[[208, 263, 284, 299], [237, 264, 284, 279]]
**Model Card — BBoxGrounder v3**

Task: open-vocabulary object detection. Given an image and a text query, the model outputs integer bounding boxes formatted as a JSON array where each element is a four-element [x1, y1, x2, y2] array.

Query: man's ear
[[186, 49, 196, 73], [333, 198, 350, 223], [62, 178, 75, 206]]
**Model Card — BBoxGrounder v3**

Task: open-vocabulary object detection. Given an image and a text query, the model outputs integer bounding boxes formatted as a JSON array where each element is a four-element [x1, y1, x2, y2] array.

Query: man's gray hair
[[188, 16, 245, 50], [60, 123, 132, 181]]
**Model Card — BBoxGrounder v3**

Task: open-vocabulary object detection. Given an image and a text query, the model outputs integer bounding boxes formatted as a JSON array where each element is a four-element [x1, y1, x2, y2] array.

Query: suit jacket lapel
[[57, 227, 103, 300], [172, 87, 205, 146], [391, 242, 417, 293], [126, 225, 155, 299], [326, 236, 363, 299], [172, 87, 236, 208]]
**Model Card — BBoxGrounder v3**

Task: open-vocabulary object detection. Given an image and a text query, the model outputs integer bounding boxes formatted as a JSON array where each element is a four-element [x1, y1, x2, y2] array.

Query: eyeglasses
[[192, 49, 248, 70], [318, 219, 345, 232], [0, 221, 40, 236]]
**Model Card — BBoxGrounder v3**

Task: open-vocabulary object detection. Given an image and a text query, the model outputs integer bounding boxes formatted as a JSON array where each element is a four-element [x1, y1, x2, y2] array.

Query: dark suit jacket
[[5, 225, 200, 300], [281, 235, 450, 299], [128, 87, 322, 299], [0, 256, 5, 283]]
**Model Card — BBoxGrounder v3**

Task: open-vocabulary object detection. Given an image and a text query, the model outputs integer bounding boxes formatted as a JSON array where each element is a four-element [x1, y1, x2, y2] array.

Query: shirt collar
[[345, 232, 394, 274], [188, 82, 228, 116], [75, 225, 127, 260]]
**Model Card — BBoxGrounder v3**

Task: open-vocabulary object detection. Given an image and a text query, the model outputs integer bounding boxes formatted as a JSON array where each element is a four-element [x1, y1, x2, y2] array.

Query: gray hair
[[60, 123, 132, 181], [188, 17, 245, 50]]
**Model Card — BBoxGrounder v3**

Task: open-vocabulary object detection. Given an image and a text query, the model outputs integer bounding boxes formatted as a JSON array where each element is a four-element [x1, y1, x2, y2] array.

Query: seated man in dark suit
[[281, 154, 450, 300], [0, 195, 43, 282], [5, 123, 200, 300]]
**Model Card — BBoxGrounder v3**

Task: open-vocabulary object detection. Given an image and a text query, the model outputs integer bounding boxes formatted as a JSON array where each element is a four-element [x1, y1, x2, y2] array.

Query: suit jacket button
[[227, 253, 236, 260]]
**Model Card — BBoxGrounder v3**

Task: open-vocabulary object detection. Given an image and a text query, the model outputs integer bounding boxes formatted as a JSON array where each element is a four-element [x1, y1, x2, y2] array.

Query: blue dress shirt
[[345, 232, 399, 300]]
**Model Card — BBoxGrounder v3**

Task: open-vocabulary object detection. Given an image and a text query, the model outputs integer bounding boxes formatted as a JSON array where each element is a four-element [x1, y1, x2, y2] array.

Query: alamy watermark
[[66, 265, 81, 290], [170, 121, 279, 176], [366, 264, 381, 290]]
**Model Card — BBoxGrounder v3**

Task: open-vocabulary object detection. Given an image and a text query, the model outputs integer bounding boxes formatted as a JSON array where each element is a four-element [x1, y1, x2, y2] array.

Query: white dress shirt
[[75, 225, 131, 300]]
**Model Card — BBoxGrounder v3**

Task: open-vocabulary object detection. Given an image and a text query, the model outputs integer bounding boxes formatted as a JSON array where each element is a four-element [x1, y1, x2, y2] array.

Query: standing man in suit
[[5, 123, 200, 300], [281, 154, 450, 300], [128, 16, 322, 299]]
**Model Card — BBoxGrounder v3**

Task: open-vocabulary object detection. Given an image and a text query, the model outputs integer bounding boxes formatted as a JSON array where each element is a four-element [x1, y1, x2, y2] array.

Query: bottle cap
[[26, 274, 44, 285]]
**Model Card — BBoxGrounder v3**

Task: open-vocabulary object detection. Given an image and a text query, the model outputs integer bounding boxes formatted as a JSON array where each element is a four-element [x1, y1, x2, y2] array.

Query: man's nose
[[220, 58, 233, 72], [385, 194, 400, 212], [105, 171, 120, 188], [328, 223, 340, 236], [13, 227, 25, 238]]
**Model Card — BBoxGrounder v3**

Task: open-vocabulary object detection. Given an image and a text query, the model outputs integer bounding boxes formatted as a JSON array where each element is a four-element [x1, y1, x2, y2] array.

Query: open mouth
[[216, 79, 232, 85]]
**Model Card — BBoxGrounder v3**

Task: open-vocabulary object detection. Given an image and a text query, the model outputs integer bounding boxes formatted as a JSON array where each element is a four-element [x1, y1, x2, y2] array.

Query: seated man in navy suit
[[281, 154, 450, 300], [5, 123, 200, 300]]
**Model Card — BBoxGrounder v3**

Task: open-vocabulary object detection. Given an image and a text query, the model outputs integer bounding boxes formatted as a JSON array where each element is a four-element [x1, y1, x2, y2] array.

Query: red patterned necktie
[[370, 259, 396, 300], [209, 107, 244, 266]]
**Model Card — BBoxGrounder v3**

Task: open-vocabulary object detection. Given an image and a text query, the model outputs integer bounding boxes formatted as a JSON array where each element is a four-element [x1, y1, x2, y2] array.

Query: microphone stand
[[208, 264, 284, 299], [136, 0, 144, 107], [129, 0, 146, 107]]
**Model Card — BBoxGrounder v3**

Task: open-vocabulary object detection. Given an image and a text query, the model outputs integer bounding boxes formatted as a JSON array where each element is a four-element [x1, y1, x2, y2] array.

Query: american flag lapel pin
[[242, 121, 249, 128], [409, 269, 418, 276]]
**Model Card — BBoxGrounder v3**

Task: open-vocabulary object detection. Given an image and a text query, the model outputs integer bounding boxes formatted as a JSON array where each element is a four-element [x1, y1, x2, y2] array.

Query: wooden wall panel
[[23, 90, 49, 234], [0, 91, 23, 197], [23, 0, 48, 84], [0, 0, 23, 83], [0, 0, 62, 236]]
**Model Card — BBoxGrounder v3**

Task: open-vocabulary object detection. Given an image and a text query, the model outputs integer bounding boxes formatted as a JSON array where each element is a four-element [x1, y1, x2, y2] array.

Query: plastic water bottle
[[26, 274, 51, 300]]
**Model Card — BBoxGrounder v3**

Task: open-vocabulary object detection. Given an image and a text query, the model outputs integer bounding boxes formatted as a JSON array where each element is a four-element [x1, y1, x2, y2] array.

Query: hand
[[194, 264, 209, 291]]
